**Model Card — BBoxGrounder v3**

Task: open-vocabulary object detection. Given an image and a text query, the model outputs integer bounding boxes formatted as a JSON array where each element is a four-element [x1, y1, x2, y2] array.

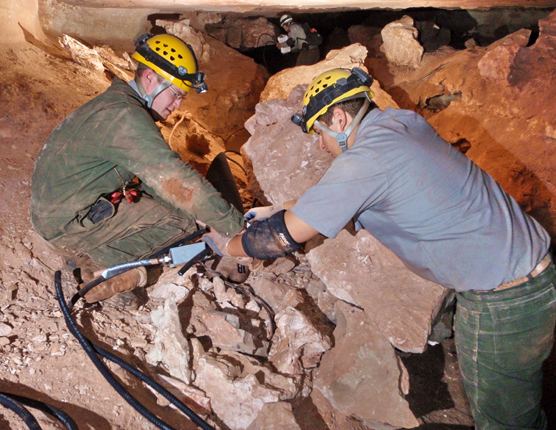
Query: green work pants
[[455, 260, 556, 429], [50, 195, 196, 267]]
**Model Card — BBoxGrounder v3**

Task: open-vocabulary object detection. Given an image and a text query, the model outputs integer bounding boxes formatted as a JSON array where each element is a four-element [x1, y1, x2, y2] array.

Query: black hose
[[0, 392, 78, 430], [69, 276, 105, 310], [224, 155, 248, 177], [55, 271, 214, 430], [90, 344, 212, 429], [0, 393, 41, 430], [178, 247, 213, 276]]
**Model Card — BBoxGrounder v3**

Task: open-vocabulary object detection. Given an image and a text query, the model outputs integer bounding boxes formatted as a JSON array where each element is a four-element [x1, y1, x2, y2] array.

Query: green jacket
[[31, 78, 243, 241]]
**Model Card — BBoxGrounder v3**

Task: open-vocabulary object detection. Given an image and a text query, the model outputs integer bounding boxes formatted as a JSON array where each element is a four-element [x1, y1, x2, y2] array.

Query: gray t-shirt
[[292, 107, 550, 291]]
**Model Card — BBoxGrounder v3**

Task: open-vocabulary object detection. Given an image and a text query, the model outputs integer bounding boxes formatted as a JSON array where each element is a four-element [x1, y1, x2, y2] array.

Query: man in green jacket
[[30, 33, 244, 305]]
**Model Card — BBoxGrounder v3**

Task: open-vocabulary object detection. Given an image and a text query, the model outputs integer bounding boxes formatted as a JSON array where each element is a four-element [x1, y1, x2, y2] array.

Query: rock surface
[[306, 230, 448, 353], [314, 301, 419, 429]]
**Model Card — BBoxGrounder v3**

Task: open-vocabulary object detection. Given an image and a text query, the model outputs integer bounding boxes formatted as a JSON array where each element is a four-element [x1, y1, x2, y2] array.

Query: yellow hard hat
[[292, 67, 374, 134], [132, 33, 207, 93]]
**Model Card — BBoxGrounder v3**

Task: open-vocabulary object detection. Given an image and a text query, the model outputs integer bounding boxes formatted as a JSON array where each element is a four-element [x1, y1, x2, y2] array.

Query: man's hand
[[202, 230, 230, 256], [197, 222, 253, 265], [244, 203, 284, 222], [197, 222, 230, 256]]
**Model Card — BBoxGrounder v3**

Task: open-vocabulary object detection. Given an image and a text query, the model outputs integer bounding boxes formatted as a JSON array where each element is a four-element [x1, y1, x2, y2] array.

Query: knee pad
[[241, 210, 303, 259]]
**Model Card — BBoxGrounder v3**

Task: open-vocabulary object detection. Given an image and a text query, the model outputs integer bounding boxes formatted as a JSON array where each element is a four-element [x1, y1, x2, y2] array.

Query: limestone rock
[[156, 18, 211, 63], [155, 374, 211, 415], [178, 11, 223, 33], [478, 29, 531, 81], [380, 15, 424, 68], [249, 277, 293, 314], [306, 229, 447, 353], [314, 301, 419, 429], [212, 277, 246, 309], [146, 301, 194, 383], [246, 402, 301, 430], [148, 283, 191, 303], [206, 16, 277, 49], [269, 306, 333, 375], [94, 44, 132, 70], [192, 349, 302, 430], [0, 323, 13, 337], [194, 309, 269, 357], [260, 44, 368, 102], [59, 34, 104, 71], [242, 88, 332, 205]]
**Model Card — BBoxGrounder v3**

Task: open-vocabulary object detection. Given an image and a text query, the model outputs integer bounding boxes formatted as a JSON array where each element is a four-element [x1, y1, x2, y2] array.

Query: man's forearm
[[227, 233, 249, 257]]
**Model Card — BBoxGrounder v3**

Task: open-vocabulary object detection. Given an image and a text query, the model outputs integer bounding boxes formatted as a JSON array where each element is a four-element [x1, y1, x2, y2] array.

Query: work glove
[[244, 203, 284, 222], [198, 222, 253, 266], [199, 226, 230, 257]]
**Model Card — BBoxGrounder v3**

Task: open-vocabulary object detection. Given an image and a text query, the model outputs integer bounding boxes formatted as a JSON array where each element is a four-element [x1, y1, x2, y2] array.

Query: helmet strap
[[134, 74, 172, 109], [314, 98, 370, 153]]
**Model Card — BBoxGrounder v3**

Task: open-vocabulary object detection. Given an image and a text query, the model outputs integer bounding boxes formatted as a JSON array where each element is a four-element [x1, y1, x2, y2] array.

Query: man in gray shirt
[[203, 67, 556, 429]]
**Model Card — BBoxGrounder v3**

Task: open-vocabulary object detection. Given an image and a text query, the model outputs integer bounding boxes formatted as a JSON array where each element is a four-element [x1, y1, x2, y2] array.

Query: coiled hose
[[55, 270, 214, 430]]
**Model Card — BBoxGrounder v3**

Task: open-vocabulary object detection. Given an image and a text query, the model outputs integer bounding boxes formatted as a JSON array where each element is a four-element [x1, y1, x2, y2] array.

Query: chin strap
[[313, 97, 371, 153], [134, 75, 172, 109]]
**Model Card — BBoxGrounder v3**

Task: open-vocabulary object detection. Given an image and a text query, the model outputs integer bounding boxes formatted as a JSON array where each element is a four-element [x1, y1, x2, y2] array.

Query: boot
[[101, 290, 142, 310], [207, 256, 250, 283], [76, 255, 103, 282], [80, 266, 148, 304]]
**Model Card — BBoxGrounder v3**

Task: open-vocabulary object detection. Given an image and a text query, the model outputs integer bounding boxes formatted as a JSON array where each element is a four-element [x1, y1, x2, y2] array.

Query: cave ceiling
[[46, 0, 556, 13]]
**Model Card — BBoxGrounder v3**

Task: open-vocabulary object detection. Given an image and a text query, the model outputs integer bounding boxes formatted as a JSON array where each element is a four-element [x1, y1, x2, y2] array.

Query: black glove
[[286, 37, 295, 47]]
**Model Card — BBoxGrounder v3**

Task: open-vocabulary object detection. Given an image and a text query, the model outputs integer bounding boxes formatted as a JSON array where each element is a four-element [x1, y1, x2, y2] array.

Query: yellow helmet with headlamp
[[132, 33, 207, 108], [291, 67, 374, 153]]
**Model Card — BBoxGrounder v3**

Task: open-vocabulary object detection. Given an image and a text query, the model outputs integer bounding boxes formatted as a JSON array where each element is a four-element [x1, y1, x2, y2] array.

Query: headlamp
[[352, 67, 374, 87], [291, 113, 307, 133]]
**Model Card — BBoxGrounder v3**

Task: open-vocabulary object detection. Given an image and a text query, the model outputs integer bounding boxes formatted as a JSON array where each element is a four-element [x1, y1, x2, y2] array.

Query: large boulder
[[314, 301, 419, 429]]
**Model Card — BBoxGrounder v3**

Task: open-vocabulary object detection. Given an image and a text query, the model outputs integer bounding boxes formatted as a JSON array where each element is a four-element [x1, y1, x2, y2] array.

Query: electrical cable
[[0, 393, 41, 430], [223, 279, 276, 337], [55, 270, 215, 430], [0, 392, 78, 430], [223, 152, 248, 176], [255, 32, 278, 71]]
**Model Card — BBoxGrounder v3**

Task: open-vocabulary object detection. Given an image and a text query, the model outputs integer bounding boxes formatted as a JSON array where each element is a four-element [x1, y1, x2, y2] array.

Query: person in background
[[30, 33, 244, 308], [277, 14, 321, 66], [202, 67, 556, 430]]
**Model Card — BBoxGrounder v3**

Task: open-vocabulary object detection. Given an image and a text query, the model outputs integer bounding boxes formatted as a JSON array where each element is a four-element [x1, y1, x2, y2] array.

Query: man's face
[[151, 85, 187, 120]]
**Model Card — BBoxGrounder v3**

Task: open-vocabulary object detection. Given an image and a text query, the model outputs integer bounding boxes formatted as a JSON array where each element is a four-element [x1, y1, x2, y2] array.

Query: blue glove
[[244, 203, 284, 222]]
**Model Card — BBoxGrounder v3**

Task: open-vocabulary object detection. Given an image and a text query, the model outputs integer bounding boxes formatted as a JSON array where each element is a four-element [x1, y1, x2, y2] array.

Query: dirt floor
[[1, 39, 555, 430]]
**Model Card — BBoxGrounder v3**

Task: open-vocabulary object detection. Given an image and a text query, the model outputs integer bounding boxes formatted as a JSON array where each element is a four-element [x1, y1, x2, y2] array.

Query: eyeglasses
[[168, 86, 185, 101]]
